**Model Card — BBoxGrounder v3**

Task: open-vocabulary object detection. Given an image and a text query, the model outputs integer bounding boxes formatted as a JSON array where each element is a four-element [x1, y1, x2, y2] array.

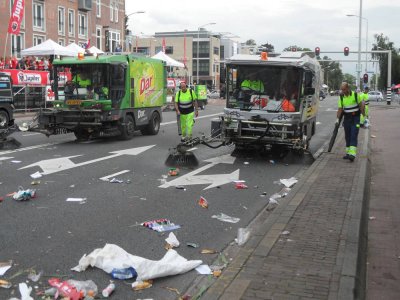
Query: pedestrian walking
[[174, 82, 198, 142], [336, 82, 365, 162]]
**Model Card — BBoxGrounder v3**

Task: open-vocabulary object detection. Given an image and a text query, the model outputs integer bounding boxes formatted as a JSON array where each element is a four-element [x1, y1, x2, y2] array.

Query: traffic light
[[363, 73, 368, 83], [315, 47, 320, 56], [344, 47, 349, 56]]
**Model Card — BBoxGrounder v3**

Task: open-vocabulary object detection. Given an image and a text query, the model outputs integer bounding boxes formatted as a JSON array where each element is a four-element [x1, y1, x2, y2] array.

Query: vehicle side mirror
[[304, 87, 315, 95]]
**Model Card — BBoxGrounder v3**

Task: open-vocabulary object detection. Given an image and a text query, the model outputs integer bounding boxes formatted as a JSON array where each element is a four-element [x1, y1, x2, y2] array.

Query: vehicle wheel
[[141, 112, 160, 135], [120, 114, 135, 140], [0, 110, 10, 129], [74, 129, 91, 141]]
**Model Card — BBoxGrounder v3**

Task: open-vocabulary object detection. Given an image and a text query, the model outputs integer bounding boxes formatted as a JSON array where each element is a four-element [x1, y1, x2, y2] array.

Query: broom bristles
[[165, 149, 199, 168]]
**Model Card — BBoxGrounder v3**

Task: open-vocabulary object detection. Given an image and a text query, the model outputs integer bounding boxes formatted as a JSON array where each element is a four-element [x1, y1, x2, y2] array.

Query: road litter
[[168, 168, 180, 176], [212, 213, 240, 223], [19, 282, 33, 300], [235, 228, 251, 246], [30, 171, 42, 179], [66, 197, 87, 204], [30, 180, 40, 185], [280, 177, 298, 188], [0, 261, 12, 276], [164, 286, 181, 296], [11, 160, 22, 164], [269, 160, 275, 164], [195, 265, 212, 275], [165, 232, 180, 248], [48, 278, 82, 300], [67, 279, 98, 297], [369, 216, 376, 220], [244, 161, 250, 165], [234, 182, 248, 189], [186, 242, 199, 248], [269, 187, 291, 202], [109, 178, 124, 183], [102, 281, 115, 297], [132, 280, 153, 291], [72, 244, 202, 281], [142, 218, 181, 232], [111, 267, 137, 280], [176, 185, 186, 190], [198, 196, 208, 208], [281, 230, 290, 235], [200, 249, 218, 254], [0, 279, 12, 288], [12, 187, 36, 201], [27, 270, 42, 282]]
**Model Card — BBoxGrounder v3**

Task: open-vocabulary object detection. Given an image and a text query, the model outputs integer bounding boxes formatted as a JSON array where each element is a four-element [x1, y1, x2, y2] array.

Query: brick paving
[[190, 110, 371, 299]]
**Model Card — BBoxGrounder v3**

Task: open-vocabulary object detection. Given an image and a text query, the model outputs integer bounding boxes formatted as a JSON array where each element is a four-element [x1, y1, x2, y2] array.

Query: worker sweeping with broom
[[175, 82, 199, 142]]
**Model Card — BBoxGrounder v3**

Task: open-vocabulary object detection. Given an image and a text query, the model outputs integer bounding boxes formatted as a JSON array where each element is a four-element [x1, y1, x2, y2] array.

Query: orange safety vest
[[282, 99, 295, 112]]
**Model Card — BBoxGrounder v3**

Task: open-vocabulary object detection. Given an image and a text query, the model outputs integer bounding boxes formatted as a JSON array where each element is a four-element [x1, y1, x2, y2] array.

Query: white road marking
[[161, 112, 223, 126], [0, 157, 14, 161], [100, 170, 130, 181], [19, 145, 155, 175], [159, 154, 240, 190], [0, 142, 63, 156]]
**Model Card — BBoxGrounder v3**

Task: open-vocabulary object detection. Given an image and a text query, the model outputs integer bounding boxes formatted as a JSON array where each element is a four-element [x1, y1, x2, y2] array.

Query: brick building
[[0, 0, 125, 58]]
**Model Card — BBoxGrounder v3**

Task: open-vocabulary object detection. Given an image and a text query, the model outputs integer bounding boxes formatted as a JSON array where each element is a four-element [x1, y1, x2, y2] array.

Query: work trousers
[[360, 105, 369, 125], [343, 114, 360, 156], [180, 112, 195, 138]]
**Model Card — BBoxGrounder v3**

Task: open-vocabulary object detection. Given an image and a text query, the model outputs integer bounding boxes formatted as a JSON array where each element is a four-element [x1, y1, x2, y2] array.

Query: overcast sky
[[126, 0, 400, 75]]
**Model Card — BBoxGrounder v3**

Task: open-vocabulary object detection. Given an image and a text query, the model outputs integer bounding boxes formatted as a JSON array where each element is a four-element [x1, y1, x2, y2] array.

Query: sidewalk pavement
[[186, 106, 386, 299]]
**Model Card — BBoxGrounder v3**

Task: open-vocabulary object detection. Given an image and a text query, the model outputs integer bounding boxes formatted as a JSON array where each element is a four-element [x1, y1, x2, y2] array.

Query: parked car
[[368, 91, 383, 101]]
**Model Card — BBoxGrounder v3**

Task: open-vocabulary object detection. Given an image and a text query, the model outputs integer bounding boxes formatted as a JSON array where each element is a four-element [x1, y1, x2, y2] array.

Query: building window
[[78, 13, 88, 37], [109, 31, 120, 53], [193, 61, 210, 76], [58, 39, 65, 46], [58, 7, 65, 35], [33, 35, 45, 46], [115, 4, 118, 23], [213, 46, 219, 55], [96, 0, 101, 18], [69, 40, 75, 44], [12, 33, 25, 58], [96, 28, 102, 50], [110, 1, 114, 22], [155, 46, 173, 54], [33, 1, 45, 30], [193, 41, 210, 58], [220, 45, 224, 59], [68, 9, 75, 37]]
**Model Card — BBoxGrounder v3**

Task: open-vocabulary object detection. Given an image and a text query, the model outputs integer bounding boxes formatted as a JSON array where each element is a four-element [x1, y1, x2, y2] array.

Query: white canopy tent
[[152, 51, 184, 68], [21, 39, 77, 56], [87, 46, 105, 55], [66, 42, 86, 55]]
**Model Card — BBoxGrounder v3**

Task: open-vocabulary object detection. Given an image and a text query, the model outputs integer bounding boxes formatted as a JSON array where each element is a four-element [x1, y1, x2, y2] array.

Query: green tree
[[343, 73, 356, 89], [245, 39, 257, 46], [319, 56, 343, 90], [283, 45, 311, 52], [260, 43, 275, 53], [371, 33, 400, 89]]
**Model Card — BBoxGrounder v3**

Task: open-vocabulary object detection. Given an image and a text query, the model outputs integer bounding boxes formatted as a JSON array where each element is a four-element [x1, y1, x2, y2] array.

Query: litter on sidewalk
[[235, 228, 251, 246], [195, 265, 212, 275]]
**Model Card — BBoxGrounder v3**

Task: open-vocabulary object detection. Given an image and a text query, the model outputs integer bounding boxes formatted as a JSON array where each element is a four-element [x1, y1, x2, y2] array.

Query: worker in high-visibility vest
[[73, 72, 92, 88], [360, 86, 369, 127], [336, 82, 365, 162], [175, 82, 198, 142]]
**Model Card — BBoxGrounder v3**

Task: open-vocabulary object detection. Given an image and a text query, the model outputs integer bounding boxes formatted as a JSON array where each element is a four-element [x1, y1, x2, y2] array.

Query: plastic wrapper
[[19, 282, 34, 300], [111, 267, 137, 280], [279, 177, 298, 188], [48, 278, 82, 300], [132, 280, 153, 291], [235, 228, 251, 246], [269, 187, 291, 202], [211, 213, 240, 223], [235, 182, 248, 189], [12, 187, 36, 201], [165, 232, 180, 248], [142, 218, 181, 232], [67, 279, 98, 296], [198, 196, 208, 208]]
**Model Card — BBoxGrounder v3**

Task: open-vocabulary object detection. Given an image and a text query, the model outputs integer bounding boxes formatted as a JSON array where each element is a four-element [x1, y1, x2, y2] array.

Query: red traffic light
[[363, 73, 368, 83], [315, 47, 320, 56], [344, 47, 349, 56]]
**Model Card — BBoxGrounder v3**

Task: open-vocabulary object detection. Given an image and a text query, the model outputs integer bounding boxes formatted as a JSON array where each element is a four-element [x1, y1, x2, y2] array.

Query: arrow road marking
[[159, 154, 240, 190], [19, 145, 155, 175], [100, 170, 130, 181]]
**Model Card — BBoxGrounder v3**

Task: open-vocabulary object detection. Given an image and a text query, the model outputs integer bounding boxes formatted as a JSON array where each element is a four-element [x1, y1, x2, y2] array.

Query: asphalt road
[[0, 97, 338, 299]]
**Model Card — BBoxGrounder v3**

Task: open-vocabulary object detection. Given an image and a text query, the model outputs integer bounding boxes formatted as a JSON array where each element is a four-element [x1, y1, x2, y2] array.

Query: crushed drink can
[[102, 281, 115, 298]]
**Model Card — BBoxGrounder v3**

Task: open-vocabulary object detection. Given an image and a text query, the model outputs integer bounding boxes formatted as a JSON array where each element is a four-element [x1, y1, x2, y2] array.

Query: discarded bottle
[[111, 267, 137, 280], [0, 279, 12, 289], [102, 281, 116, 297], [67, 279, 98, 297]]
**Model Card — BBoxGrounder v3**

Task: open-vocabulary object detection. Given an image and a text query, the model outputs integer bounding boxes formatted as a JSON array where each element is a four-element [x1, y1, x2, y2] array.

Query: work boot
[[348, 155, 355, 162], [343, 154, 350, 159], [181, 136, 186, 142]]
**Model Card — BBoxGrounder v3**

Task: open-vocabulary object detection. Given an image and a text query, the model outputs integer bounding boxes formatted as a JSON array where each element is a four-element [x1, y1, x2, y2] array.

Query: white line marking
[[0, 157, 14, 161], [100, 170, 130, 181], [161, 112, 222, 126], [0, 142, 63, 156]]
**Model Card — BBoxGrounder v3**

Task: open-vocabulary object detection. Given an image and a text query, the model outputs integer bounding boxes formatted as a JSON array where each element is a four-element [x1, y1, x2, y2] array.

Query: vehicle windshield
[[54, 63, 126, 103], [226, 65, 307, 112]]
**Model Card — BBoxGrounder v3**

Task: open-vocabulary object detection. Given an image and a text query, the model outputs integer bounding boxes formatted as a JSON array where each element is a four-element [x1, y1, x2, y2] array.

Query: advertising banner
[[8, 0, 25, 35], [1, 69, 71, 86]]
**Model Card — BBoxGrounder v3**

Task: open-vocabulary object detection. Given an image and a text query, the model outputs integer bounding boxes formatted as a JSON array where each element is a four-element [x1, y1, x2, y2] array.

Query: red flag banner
[[8, 0, 25, 35], [162, 38, 166, 53]]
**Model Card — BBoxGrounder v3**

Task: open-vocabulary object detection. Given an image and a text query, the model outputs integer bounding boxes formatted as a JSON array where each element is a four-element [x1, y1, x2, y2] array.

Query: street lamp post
[[347, 12, 368, 80], [196, 22, 216, 85], [125, 11, 145, 52]]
